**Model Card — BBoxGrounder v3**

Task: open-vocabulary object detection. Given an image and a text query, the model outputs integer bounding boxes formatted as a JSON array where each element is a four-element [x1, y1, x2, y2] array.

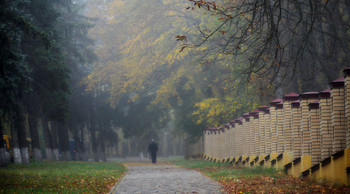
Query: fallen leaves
[[218, 173, 350, 193], [0, 161, 126, 193], [175, 160, 350, 194]]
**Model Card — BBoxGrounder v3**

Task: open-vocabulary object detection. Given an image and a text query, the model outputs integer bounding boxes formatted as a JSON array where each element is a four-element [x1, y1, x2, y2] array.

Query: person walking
[[148, 139, 158, 164]]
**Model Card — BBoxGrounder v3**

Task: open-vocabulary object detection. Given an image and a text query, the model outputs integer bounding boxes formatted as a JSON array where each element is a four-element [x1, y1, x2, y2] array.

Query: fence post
[[269, 99, 282, 166], [320, 89, 332, 161], [330, 78, 345, 154], [309, 100, 321, 166], [344, 68, 350, 148], [291, 100, 302, 160]]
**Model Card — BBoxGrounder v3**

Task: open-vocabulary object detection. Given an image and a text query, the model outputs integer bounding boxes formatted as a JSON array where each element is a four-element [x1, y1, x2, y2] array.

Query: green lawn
[[0, 161, 126, 193]]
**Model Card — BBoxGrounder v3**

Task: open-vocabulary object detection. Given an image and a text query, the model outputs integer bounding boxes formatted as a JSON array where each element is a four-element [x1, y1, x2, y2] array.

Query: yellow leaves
[[152, 79, 177, 108], [196, 102, 210, 109], [192, 92, 259, 127], [129, 94, 140, 102], [165, 53, 175, 65], [153, 34, 166, 45], [87, 74, 93, 80], [193, 98, 224, 125], [192, 110, 200, 116], [86, 0, 264, 113], [196, 119, 203, 124], [207, 109, 217, 117]]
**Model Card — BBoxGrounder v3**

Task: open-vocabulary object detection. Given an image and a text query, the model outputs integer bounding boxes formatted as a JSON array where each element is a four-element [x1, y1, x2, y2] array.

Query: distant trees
[[85, 0, 175, 138], [84, 0, 262, 138], [85, 0, 350, 141]]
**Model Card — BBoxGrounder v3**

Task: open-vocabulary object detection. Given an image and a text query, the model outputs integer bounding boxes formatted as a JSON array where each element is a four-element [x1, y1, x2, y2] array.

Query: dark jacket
[[148, 141, 158, 155]]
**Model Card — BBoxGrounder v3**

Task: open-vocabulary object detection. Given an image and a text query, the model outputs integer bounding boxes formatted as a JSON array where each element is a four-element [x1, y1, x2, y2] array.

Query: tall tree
[[21, 0, 70, 161], [0, 0, 48, 164], [21, 0, 67, 161]]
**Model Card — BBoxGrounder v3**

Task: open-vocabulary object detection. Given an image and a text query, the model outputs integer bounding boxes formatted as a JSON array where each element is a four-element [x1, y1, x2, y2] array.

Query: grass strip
[[0, 161, 126, 193]]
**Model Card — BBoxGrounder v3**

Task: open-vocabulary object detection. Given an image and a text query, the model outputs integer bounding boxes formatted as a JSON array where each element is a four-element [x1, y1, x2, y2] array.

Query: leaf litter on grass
[[172, 159, 350, 194], [0, 161, 126, 193]]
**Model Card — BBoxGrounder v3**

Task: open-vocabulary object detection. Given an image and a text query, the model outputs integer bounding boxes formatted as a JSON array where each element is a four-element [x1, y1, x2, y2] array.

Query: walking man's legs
[[151, 153, 156, 164]]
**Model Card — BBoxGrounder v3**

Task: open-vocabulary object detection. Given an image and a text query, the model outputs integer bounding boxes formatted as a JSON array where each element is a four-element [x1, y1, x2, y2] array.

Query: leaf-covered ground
[[0, 161, 126, 193], [173, 159, 350, 193]]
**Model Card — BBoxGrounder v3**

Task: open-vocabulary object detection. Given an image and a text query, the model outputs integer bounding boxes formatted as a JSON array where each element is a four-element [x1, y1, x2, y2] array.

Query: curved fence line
[[202, 67, 350, 185]]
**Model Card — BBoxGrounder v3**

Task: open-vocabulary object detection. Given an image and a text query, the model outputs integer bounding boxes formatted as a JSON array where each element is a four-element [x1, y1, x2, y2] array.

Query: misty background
[[1, 0, 350, 164]]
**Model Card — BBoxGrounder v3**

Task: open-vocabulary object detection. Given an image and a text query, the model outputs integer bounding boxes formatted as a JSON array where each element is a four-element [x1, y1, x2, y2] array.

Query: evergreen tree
[[0, 0, 47, 165]]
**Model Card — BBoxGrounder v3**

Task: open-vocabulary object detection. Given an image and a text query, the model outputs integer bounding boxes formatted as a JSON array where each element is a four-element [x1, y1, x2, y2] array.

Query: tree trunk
[[100, 132, 107, 162], [16, 108, 30, 164], [28, 113, 42, 162], [56, 121, 69, 161], [11, 115, 22, 164], [71, 121, 80, 160], [42, 116, 53, 160], [80, 125, 88, 161], [90, 118, 99, 162], [72, 122, 87, 161], [50, 121, 60, 160], [0, 119, 9, 167]]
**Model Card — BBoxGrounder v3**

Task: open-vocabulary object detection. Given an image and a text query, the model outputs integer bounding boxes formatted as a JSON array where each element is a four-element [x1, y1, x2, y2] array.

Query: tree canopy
[[85, 0, 264, 136], [85, 0, 350, 136]]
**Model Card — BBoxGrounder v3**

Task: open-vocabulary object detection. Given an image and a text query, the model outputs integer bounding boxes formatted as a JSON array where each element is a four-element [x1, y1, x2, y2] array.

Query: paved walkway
[[110, 164, 223, 194]]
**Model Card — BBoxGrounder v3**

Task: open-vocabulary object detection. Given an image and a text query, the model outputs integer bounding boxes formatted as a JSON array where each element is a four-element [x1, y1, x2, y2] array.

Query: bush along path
[[0, 161, 126, 193], [173, 159, 350, 193]]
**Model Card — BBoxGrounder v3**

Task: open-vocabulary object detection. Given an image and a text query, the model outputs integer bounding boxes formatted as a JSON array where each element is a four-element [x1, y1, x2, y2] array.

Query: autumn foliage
[[83, 0, 350, 139]]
